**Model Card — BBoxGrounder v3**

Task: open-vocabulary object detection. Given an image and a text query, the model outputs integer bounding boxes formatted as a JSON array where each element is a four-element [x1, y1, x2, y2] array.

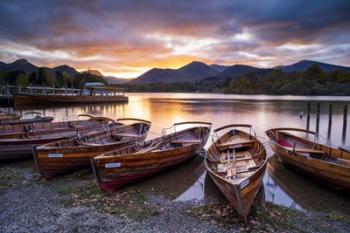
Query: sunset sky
[[0, 0, 349, 78]]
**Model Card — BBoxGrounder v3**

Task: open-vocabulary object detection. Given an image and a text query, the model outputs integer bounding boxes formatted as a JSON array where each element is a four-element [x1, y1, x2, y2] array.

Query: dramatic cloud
[[0, 0, 349, 77]]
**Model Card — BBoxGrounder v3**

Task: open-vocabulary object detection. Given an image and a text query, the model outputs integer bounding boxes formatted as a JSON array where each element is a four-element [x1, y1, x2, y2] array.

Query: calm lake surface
[[10, 93, 350, 213]]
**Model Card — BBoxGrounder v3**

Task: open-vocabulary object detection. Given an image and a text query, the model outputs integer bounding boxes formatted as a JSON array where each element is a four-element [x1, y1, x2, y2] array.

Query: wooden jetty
[[0, 85, 128, 107]]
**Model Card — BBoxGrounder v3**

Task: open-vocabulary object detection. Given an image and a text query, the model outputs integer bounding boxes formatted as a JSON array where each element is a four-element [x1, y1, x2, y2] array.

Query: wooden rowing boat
[[0, 111, 21, 122], [205, 124, 267, 224], [0, 111, 54, 125], [91, 121, 212, 192], [266, 128, 350, 191], [0, 116, 115, 161], [33, 118, 151, 179], [0, 114, 107, 139]]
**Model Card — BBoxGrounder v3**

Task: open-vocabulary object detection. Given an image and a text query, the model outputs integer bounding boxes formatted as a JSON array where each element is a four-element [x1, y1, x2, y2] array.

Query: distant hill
[[216, 64, 270, 79], [50, 65, 79, 77], [0, 59, 80, 77], [132, 61, 219, 84], [0, 59, 38, 74], [210, 64, 229, 72], [104, 76, 132, 84], [132, 60, 350, 84], [131, 68, 180, 84], [82, 70, 104, 76], [177, 61, 218, 82], [282, 60, 350, 72]]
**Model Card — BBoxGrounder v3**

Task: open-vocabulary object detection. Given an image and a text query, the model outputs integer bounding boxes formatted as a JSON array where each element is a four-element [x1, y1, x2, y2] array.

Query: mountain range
[[1, 59, 349, 85], [0, 59, 129, 84], [133, 60, 350, 84]]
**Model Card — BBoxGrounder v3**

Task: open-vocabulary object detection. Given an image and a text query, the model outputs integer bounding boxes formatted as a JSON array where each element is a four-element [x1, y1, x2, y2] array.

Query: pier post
[[316, 102, 320, 133], [306, 102, 311, 130], [343, 104, 348, 141], [327, 103, 332, 138]]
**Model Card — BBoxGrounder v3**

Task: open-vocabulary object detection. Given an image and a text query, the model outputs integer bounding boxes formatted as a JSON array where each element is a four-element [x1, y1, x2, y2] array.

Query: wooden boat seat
[[135, 141, 163, 154], [171, 139, 202, 145], [236, 165, 260, 174], [217, 139, 254, 151], [282, 146, 325, 154], [112, 133, 138, 138], [80, 142, 103, 146], [211, 156, 253, 163], [236, 156, 253, 162], [80, 140, 118, 146]]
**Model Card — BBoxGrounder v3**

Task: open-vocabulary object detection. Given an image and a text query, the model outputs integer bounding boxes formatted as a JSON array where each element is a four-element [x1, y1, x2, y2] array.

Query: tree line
[[224, 64, 350, 95], [0, 68, 107, 88], [2, 64, 350, 95], [113, 64, 350, 95]]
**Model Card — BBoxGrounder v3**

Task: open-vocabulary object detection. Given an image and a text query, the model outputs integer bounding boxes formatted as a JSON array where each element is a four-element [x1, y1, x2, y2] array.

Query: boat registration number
[[105, 162, 121, 168], [240, 179, 249, 188], [48, 153, 64, 158]]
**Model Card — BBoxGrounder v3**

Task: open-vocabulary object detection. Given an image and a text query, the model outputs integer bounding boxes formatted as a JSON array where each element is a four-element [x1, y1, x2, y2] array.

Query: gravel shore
[[1, 160, 349, 233]]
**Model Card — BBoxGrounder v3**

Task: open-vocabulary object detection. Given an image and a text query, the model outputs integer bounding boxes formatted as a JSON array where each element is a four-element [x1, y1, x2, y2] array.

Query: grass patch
[[57, 178, 160, 221]]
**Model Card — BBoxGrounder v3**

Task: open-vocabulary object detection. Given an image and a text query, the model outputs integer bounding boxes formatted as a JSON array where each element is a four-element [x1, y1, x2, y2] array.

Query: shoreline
[[1, 160, 349, 233]]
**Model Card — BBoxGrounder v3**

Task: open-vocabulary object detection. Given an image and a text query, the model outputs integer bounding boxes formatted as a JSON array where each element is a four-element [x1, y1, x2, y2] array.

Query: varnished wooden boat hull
[[34, 120, 151, 178], [0, 119, 98, 139], [0, 137, 65, 161], [0, 114, 20, 122], [34, 140, 145, 179], [92, 143, 202, 192], [0, 116, 54, 125], [0, 122, 109, 162], [92, 124, 211, 192], [205, 125, 267, 224], [207, 162, 266, 219], [270, 142, 350, 191], [14, 94, 128, 107]]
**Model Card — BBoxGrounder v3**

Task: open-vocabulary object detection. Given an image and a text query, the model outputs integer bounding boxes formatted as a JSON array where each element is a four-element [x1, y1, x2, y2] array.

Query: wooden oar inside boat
[[205, 124, 267, 224], [266, 128, 350, 191], [91, 121, 212, 192]]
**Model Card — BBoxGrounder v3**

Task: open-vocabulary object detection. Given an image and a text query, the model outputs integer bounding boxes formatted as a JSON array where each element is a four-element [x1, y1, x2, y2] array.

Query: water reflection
[[131, 155, 205, 200], [5, 93, 350, 212], [266, 155, 350, 215]]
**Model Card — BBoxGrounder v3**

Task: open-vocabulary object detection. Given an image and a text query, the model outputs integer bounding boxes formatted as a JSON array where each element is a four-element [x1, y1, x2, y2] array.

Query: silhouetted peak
[[12, 59, 31, 65]]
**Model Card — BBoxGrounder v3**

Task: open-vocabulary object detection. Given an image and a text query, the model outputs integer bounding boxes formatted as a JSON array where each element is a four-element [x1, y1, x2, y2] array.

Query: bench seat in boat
[[217, 139, 254, 150], [171, 139, 202, 144]]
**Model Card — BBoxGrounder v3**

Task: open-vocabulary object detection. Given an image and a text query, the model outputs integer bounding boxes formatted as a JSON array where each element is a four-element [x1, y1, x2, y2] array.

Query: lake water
[[8, 92, 350, 213]]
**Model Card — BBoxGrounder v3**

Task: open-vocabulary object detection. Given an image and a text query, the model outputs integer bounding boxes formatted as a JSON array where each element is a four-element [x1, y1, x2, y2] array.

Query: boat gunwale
[[93, 125, 211, 161], [35, 126, 150, 153], [266, 127, 350, 165]]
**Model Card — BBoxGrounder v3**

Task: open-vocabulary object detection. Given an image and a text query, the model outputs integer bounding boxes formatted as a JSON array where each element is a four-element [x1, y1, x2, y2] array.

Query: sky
[[0, 0, 349, 78]]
